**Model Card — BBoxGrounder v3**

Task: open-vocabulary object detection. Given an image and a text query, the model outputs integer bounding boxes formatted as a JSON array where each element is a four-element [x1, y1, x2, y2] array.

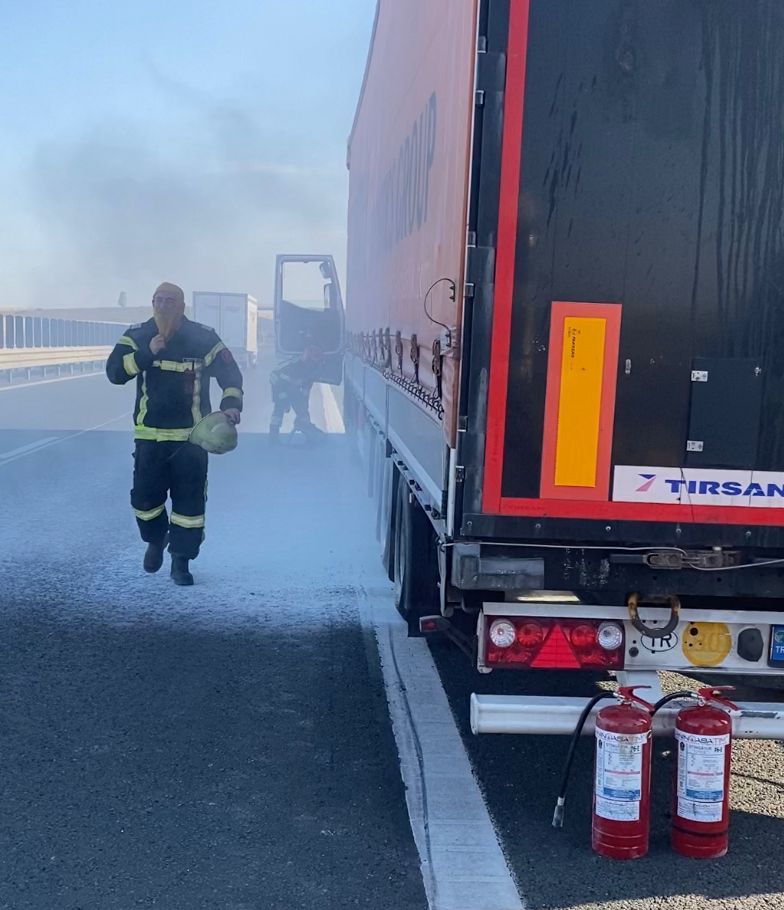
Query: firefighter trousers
[[131, 440, 208, 560], [270, 381, 313, 432]]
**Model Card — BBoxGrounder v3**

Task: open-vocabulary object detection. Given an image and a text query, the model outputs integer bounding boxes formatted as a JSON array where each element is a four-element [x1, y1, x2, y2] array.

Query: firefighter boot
[[303, 423, 326, 443], [143, 533, 168, 574], [294, 417, 325, 441], [171, 555, 194, 586]]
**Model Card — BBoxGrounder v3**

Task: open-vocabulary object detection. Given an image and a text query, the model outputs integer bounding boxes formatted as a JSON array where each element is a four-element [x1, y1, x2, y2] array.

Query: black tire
[[392, 481, 408, 613], [382, 467, 397, 583], [393, 476, 439, 635]]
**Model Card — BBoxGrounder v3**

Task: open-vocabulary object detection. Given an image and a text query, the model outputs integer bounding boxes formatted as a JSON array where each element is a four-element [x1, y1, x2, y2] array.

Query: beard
[[154, 310, 183, 341]]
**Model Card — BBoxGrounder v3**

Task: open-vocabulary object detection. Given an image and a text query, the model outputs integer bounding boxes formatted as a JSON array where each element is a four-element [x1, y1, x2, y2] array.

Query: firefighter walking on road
[[107, 282, 243, 586]]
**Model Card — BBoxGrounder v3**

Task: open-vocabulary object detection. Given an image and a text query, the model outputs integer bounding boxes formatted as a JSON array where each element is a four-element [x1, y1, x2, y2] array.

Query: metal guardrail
[[0, 312, 124, 386], [0, 312, 122, 349]]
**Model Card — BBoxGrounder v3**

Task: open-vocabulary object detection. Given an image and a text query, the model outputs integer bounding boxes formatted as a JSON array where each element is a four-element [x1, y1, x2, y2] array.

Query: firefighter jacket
[[270, 355, 322, 391], [106, 317, 244, 442]]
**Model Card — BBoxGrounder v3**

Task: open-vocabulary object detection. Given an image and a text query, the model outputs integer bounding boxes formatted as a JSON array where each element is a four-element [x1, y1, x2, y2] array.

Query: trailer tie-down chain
[[348, 330, 445, 419], [385, 367, 444, 419]]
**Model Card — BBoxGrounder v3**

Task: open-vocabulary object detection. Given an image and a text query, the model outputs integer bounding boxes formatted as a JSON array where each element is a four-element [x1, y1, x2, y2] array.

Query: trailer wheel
[[393, 477, 438, 634]]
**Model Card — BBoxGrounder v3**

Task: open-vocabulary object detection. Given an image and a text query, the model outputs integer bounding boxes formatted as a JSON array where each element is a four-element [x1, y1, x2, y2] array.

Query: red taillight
[[569, 624, 598, 651], [516, 622, 545, 648], [484, 617, 624, 670]]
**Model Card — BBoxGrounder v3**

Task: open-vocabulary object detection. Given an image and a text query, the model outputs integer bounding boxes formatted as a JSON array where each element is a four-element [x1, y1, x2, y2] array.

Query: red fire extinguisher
[[592, 686, 654, 860], [672, 686, 738, 859]]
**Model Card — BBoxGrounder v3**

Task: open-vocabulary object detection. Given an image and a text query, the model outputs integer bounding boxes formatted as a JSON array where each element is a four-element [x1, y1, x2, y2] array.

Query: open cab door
[[273, 254, 344, 385]]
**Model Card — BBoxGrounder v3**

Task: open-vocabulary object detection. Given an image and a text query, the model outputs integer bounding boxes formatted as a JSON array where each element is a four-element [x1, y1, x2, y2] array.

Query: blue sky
[[0, 0, 376, 309]]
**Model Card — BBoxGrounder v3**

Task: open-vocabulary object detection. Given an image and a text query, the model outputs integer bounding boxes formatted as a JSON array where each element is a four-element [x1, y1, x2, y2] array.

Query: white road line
[[320, 383, 345, 433], [0, 412, 131, 467], [0, 437, 58, 459], [357, 588, 525, 910], [0, 370, 106, 393]]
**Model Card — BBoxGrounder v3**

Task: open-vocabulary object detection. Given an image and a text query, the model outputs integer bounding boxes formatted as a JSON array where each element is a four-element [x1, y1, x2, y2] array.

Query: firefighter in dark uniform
[[106, 282, 243, 585], [269, 343, 324, 442]]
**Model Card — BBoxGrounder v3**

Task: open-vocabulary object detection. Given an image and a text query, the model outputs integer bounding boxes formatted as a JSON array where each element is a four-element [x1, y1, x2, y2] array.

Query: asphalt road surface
[[1, 352, 784, 910], [0, 362, 425, 910]]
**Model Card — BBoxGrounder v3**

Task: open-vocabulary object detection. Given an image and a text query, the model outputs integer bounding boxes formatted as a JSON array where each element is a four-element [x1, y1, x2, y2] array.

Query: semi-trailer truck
[[276, 0, 784, 739]]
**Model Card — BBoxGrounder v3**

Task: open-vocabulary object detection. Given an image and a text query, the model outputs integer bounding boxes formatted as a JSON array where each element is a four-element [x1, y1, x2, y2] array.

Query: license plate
[[769, 626, 784, 666]]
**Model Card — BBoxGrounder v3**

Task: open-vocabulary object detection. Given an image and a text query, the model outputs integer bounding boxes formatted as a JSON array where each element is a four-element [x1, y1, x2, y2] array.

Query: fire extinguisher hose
[[651, 691, 695, 716], [552, 690, 615, 828]]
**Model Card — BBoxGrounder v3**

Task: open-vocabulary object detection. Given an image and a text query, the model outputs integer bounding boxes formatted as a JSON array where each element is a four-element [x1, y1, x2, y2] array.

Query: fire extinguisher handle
[[696, 686, 740, 711], [617, 685, 654, 711]]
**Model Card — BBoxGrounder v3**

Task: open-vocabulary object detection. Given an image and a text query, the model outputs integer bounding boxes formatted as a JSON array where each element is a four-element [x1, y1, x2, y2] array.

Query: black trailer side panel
[[462, 0, 784, 549]]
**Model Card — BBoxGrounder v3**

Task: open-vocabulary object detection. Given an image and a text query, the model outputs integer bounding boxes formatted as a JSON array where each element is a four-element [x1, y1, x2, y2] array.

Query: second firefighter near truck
[[107, 282, 243, 586]]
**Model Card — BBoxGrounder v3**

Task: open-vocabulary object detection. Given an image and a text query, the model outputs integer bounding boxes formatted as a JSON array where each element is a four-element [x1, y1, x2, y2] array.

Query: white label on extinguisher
[[676, 730, 730, 823], [595, 795, 640, 822], [594, 728, 648, 821]]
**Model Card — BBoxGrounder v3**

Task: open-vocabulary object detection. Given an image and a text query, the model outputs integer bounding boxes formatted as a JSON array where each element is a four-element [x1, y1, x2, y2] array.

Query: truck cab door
[[273, 254, 344, 385]]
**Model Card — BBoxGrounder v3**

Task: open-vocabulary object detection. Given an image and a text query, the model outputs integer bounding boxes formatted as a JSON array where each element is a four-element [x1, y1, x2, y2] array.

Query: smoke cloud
[[7, 68, 348, 310]]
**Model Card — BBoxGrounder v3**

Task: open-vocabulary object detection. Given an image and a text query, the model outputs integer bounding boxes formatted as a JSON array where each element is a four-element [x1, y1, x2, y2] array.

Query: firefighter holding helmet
[[107, 282, 243, 585]]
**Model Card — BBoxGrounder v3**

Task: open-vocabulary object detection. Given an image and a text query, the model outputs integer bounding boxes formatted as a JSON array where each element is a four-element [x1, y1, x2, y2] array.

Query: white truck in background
[[192, 292, 258, 368]]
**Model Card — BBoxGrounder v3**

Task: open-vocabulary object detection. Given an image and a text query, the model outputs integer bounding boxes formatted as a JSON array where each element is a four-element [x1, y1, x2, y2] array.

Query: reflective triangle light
[[530, 624, 581, 669]]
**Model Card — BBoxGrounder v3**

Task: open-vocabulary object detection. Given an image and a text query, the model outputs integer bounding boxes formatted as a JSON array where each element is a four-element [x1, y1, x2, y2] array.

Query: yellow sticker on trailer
[[682, 622, 732, 667], [553, 317, 607, 488]]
